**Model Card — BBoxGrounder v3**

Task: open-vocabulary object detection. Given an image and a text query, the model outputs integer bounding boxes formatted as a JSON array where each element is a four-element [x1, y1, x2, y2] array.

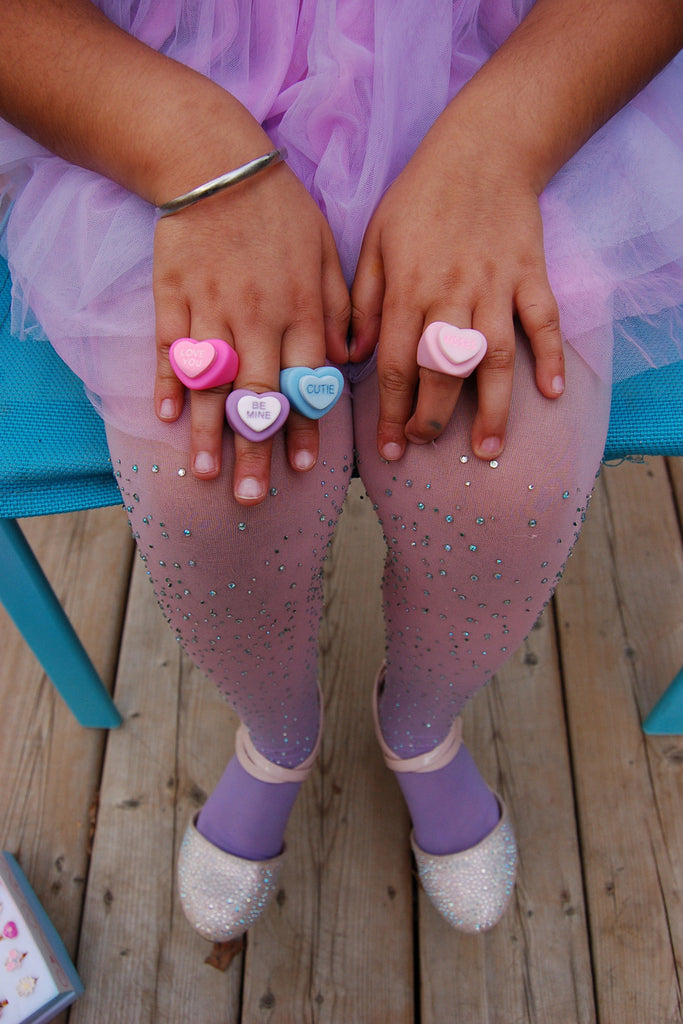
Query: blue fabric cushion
[[606, 310, 683, 459], [0, 256, 121, 517], [606, 360, 683, 460]]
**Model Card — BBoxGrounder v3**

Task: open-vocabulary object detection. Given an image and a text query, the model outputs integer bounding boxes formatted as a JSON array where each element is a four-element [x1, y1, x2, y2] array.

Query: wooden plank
[[241, 479, 415, 1023], [418, 607, 596, 1024], [603, 459, 683, 719], [316, 483, 414, 1024], [156, 655, 244, 1023], [0, 506, 132, 1023], [668, 455, 683, 526], [71, 558, 241, 1023], [555, 461, 683, 1024]]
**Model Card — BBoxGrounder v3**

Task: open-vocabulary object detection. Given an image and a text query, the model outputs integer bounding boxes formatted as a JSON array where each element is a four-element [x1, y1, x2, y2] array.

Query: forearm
[[433, 0, 683, 192], [0, 0, 271, 205]]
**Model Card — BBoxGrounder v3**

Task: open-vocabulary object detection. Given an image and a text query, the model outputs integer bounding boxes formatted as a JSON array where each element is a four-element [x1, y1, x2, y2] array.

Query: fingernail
[[236, 476, 264, 501], [405, 433, 429, 446], [381, 442, 404, 461], [159, 398, 177, 419], [479, 436, 502, 456], [551, 375, 565, 395], [193, 451, 216, 474], [292, 450, 316, 471]]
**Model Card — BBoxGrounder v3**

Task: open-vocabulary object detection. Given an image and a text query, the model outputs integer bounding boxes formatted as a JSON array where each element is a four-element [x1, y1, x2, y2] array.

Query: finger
[[285, 409, 319, 472], [232, 433, 275, 506], [183, 316, 237, 479], [153, 277, 188, 424], [231, 323, 282, 505], [469, 303, 517, 460], [187, 386, 232, 479], [350, 222, 385, 363], [321, 229, 352, 365], [280, 311, 327, 472], [375, 297, 424, 462], [516, 272, 565, 399], [404, 307, 474, 445]]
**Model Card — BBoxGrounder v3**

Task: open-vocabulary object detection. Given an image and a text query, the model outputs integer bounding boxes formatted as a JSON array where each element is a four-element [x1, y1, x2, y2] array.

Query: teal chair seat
[[0, 253, 681, 730], [0, 256, 122, 727]]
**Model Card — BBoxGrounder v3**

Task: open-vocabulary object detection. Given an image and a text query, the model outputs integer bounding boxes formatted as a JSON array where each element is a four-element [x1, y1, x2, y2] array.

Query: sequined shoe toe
[[178, 700, 323, 942], [411, 799, 517, 933], [177, 812, 284, 942], [372, 664, 517, 933]]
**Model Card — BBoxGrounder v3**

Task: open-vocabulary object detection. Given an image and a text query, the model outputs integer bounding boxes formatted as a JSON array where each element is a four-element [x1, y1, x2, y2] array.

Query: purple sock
[[197, 756, 302, 861], [396, 744, 500, 856]]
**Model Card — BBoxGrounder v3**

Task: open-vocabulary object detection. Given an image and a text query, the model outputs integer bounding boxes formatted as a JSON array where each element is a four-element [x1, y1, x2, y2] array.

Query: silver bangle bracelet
[[156, 147, 288, 218]]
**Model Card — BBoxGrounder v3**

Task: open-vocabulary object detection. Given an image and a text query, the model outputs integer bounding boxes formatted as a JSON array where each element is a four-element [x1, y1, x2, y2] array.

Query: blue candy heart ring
[[279, 366, 344, 420]]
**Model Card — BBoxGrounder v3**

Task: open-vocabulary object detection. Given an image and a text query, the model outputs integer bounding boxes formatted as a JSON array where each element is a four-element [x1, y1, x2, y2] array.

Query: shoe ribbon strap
[[235, 684, 323, 784], [372, 663, 463, 774]]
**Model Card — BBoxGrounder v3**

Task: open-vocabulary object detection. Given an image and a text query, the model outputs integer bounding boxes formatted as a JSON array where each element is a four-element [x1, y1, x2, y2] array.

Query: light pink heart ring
[[169, 337, 239, 390], [416, 322, 487, 379]]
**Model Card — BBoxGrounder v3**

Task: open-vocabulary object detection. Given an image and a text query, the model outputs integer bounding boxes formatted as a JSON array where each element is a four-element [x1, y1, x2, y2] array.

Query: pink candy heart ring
[[226, 389, 290, 442], [169, 337, 239, 390], [416, 322, 487, 378]]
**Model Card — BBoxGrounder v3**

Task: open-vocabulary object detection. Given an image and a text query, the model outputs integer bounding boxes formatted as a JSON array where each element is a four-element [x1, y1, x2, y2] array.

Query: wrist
[[127, 74, 275, 208], [420, 92, 547, 199]]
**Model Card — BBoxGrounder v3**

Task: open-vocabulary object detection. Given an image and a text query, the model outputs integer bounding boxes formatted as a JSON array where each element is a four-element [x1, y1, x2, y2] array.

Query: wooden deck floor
[[1, 458, 683, 1024]]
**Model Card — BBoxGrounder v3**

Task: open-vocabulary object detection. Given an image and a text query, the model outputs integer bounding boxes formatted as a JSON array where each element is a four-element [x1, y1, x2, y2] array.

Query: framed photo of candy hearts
[[0, 853, 83, 1023]]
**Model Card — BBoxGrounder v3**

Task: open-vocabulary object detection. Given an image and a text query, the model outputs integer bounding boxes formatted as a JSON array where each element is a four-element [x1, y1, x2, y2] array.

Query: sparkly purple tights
[[107, 342, 610, 861]]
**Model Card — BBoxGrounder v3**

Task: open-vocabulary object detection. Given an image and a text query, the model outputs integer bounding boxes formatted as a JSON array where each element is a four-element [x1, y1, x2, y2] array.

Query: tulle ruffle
[[0, 0, 681, 440]]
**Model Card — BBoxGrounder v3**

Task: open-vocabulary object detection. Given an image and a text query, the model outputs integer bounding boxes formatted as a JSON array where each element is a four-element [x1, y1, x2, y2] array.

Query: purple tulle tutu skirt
[[0, 0, 682, 441]]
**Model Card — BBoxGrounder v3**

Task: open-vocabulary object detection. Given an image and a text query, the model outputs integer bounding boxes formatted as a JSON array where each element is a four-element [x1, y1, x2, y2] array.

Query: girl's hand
[[350, 117, 565, 463], [153, 151, 350, 505], [1, 0, 352, 507]]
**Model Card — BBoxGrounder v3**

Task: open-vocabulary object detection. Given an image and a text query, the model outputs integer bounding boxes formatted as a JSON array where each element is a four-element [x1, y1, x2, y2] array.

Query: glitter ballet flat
[[178, 715, 322, 942], [177, 812, 285, 942], [411, 799, 517, 933], [372, 664, 517, 932]]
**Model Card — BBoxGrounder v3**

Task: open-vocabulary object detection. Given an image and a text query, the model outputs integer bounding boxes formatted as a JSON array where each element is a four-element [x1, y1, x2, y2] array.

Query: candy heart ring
[[169, 337, 239, 390], [226, 389, 290, 442], [280, 366, 345, 420], [416, 322, 487, 378]]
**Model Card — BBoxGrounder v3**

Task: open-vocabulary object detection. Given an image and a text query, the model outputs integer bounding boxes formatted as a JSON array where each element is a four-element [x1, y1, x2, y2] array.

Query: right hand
[[0, 3, 350, 507], [153, 134, 350, 507]]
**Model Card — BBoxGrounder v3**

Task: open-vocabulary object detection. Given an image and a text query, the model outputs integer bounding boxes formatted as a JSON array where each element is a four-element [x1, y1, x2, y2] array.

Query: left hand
[[349, 114, 566, 463]]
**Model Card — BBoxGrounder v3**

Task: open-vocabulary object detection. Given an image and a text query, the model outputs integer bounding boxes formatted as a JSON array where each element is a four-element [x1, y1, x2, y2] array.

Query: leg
[[106, 393, 353, 864], [353, 337, 610, 920]]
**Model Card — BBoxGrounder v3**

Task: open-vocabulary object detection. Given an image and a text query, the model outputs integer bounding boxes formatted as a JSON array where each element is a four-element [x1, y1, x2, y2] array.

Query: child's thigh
[[105, 389, 355, 558], [352, 338, 611, 544]]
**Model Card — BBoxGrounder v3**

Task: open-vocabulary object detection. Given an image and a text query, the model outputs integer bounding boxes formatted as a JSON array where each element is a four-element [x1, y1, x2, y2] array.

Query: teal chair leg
[[0, 518, 121, 728], [643, 666, 683, 735]]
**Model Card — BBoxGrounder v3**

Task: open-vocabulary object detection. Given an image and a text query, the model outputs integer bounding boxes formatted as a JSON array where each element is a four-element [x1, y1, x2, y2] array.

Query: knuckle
[[379, 363, 413, 396], [156, 361, 178, 382], [482, 346, 515, 374], [237, 449, 269, 476], [239, 282, 268, 322], [327, 296, 352, 327], [531, 306, 561, 338], [289, 419, 318, 446], [350, 303, 379, 329], [518, 285, 561, 335]]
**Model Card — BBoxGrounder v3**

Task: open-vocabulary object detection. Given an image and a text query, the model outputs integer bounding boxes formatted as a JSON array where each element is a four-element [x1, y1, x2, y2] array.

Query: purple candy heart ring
[[225, 389, 290, 442]]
